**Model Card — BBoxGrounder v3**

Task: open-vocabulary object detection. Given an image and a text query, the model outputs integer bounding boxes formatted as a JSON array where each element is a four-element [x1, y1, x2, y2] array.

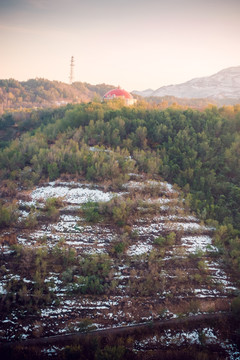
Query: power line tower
[[69, 56, 74, 84]]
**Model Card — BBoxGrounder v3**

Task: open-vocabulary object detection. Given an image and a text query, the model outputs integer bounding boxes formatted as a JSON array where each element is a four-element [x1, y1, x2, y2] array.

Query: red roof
[[103, 88, 133, 100]]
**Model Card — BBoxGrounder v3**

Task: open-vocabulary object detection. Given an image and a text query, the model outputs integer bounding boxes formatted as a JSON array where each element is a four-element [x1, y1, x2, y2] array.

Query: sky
[[0, 0, 240, 91]]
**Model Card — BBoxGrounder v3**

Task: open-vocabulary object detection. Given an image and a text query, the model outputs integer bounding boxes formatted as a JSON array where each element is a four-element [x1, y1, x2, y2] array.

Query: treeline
[[0, 78, 115, 112], [0, 106, 72, 132], [145, 95, 240, 108], [0, 106, 73, 150], [0, 101, 240, 232]]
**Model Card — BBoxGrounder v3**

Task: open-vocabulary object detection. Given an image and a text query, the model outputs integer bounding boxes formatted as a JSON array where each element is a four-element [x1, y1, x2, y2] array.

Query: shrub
[[113, 242, 126, 254], [198, 260, 208, 273], [166, 232, 176, 245], [47, 162, 59, 180], [95, 345, 126, 360], [154, 236, 166, 246], [68, 275, 106, 295], [61, 268, 74, 283], [43, 197, 60, 220], [24, 210, 38, 228], [82, 201, 101, 223], [0, 201, 18, 228], [154, 233, 176, 247]]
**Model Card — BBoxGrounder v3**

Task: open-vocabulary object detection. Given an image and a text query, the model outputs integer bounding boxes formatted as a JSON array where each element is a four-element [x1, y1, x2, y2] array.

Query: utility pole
[[69, 56, 74, 84]]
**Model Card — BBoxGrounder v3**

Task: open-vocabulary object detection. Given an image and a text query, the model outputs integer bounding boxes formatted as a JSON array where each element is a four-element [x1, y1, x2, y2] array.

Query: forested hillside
[[0, 78, 115, 113], [0, 101, 240, 242], [1, 101, 240, 356], [1, 102, 240, 228]]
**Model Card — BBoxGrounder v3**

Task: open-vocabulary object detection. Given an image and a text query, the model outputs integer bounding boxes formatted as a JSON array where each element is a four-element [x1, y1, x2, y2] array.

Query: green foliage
[[43, 197, 62, 220], [0, 113, 14, 129], [95, 345, 126, 360], [68, 275, 105, 295], [79, 254, 111, 277], [61, 268, 74, 283], [2, 103, 239, 230], [197, 260, 208, 273], [112, 204, 127, 226], [0, 245, 56, 314], [154, 232, 176, 247], [24, 210, 38, 229], [52, 244, 77, 268], [1, 101, 240, 283], [113, 242, 126, 254], [102, 197, 136, 227], [0, 201, 18, 228], [154, 236, 166, 246], [0, 78, 115, 113], [82, 201, 101, 223], [47, 162, 59, 180], [166, 232, 176, 245]]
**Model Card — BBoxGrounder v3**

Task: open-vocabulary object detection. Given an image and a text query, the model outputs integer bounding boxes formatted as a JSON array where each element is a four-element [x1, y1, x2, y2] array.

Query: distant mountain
[[133, 66, 240, 101], [0, 78, 116, 113], [134, 88, 154, 97]]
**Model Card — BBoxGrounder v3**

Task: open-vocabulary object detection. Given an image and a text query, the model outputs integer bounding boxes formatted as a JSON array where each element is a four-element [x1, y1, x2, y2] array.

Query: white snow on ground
[[46, 214, 81, 233], [31, 182, 116, 204], [18, 210, 30, 219], [41, 298, 121, 318], [1, 179, 239, 344], [0, 283, 7, 294], [168, 222, 210, 231], [50, 181, 95, 188], [127, 243, 153, 256], [18, 199, 41, 208], [61, 205, 81, 212], [134, 326, 240, 358], [122, 180, 176, 193], [133, 222, 210, 237], [194, 288, 222, 298], [153, 214, 199, 222], [144, 198, 172, 205], [83, 247, 107, 254], [45, 223, 114, 243], [159, 205, 185, 212], [59, 214, 81, 222], [17, 221, 115, 249], [0, 245, 15, 255], [181, 235, 216, 253], [205, 260, 238, 292]]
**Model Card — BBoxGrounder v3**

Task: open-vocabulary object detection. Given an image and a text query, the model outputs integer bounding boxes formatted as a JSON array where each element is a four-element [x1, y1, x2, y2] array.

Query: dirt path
[[1, 312, 232, 349]]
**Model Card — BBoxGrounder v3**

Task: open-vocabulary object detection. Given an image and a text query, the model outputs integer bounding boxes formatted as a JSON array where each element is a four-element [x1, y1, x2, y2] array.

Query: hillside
[[0, 102, 240, 358], [0, 78, 115, 113], [133, 66, 240, 104]]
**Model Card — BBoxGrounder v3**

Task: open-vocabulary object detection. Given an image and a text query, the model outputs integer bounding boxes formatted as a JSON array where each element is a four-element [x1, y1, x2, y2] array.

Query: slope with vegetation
[[0, 78, 115, 113], [0, 100, 240, 358], [1, 101, 240, 229]]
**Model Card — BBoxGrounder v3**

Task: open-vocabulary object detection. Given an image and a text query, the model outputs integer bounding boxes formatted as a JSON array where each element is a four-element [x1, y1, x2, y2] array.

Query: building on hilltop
[[103, 87, 137, 106]]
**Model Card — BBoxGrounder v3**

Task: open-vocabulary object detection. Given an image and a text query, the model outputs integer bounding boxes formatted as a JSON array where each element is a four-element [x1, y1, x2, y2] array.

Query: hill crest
[[133, 66, 240, 101]]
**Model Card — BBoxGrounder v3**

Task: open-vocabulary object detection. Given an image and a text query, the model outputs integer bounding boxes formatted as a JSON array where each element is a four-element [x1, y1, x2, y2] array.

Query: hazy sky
[[0, 0, 240, 91]]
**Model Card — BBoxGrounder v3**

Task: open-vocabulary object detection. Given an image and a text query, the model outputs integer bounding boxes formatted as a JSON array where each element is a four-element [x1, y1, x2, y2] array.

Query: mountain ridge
[[133, 66, 240, 100]]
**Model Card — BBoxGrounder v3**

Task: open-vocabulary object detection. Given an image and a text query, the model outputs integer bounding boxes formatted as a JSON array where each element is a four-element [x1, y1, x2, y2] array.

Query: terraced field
[[0, 176, 239, 357]]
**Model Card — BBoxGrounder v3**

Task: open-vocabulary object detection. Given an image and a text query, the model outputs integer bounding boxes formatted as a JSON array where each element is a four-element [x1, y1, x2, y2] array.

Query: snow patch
[[127, 243, 153, 256]]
